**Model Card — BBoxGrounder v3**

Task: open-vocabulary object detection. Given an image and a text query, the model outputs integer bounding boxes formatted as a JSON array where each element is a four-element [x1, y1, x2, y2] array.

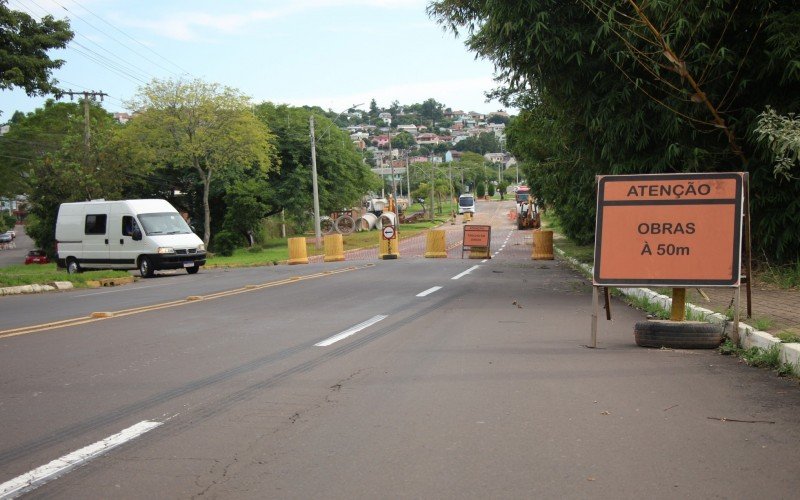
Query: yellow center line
[[0, 264, 373, 340]]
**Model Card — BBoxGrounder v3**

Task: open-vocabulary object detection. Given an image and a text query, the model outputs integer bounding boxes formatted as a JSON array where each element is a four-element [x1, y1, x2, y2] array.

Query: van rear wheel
[[66, 258, 82, 274], [138, 256, 154, 278]]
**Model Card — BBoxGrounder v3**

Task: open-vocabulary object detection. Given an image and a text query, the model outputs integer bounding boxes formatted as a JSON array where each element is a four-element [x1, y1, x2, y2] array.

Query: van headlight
[[157, 247, 175, 254], [197, 244, 205, 252]]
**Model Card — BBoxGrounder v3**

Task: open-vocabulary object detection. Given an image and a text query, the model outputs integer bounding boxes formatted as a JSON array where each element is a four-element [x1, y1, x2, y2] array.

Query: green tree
[[121, 78, 277, 246], [368, 99, 379, 121], [457, 151, 490, 190], [253, 103, 380, 228], [391, 131, 416, 149], [0, 100, 131, 252], [430, 0, 800, 261], [476, 181, 486, 198], [454, 132, 501, 154], [223, 177, 271, 245], [420, 98, 444, 128], [0, 0, 74, 103], [498, 180, 509, 199]]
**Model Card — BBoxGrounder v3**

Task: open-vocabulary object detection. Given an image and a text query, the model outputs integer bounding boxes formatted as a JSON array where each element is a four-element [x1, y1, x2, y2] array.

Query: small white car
[[458, 194, 476, 214]]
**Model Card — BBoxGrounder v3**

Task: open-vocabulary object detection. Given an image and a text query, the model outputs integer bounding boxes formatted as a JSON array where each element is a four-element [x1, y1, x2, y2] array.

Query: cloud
[[129, 0, 427, 41]]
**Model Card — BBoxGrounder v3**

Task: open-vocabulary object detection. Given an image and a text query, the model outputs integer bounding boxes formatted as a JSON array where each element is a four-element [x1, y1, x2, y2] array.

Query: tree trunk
[[202, 174, 211, 247], [194, 157, 212, 248]]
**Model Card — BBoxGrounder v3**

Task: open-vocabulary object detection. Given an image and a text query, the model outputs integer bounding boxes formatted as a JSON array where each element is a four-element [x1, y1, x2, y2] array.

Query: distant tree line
[[0, 81, 381, 254]]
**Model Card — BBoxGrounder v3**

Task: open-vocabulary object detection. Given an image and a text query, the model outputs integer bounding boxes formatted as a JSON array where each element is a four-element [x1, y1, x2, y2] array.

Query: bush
[[488, 183, 496, 197], [476, 182, 486, 198], [212, 230, 240, 256], [0, 212, 15, 233]]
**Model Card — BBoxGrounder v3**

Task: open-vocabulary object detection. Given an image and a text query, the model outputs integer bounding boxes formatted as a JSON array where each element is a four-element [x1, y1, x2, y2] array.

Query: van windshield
[[138, 212, 192, 235], [459, 197, 475, 207]]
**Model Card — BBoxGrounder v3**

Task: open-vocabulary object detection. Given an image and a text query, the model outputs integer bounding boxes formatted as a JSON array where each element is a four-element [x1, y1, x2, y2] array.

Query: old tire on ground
[[634, 320, 723, 349]]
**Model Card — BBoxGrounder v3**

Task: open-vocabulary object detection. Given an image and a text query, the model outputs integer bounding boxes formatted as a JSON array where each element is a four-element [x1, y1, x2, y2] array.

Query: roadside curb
[[554, 247, 800, 368], [86, 276, 135, 287], [0, 281, 74, 296]]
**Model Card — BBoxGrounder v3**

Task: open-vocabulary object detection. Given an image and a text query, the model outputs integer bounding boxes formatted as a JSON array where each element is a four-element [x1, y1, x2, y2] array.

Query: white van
[[458, 194, 476, 214], [55, 199, 206, 277]]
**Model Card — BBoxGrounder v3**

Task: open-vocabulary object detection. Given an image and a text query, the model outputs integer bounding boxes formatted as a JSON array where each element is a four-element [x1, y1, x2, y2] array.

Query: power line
[[71, 33, 158, 82], [69, 0, 191, 76], [69, 41, 150, 85], [15, 0, 190, 103], [21, 0, 151, 86], [48, 0, 188, 79]]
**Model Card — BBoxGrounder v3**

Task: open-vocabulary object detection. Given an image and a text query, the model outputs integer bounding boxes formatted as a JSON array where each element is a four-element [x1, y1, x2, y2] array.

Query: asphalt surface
[[1, 202, 799, 499], [0, 225, 34, 268]]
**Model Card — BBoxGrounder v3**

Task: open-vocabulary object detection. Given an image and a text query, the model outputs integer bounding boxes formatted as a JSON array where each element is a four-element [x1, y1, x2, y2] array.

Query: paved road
[[1, 201, 799, 498], [0, 224, 34, 268]]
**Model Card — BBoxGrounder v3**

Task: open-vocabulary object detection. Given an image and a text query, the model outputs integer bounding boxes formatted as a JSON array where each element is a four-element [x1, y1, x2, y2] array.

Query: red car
[[25, 250, 50, 265]]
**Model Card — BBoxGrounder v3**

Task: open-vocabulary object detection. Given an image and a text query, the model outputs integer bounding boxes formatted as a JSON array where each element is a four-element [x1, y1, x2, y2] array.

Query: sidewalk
[[688, 281, 800, 336]]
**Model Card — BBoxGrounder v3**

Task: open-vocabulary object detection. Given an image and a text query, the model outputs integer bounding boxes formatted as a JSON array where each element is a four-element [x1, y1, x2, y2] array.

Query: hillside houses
[[344, 105, 516, 176]]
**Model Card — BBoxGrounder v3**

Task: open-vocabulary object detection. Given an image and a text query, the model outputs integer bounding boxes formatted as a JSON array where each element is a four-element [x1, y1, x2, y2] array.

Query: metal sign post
[[381, 225, 398, 260]]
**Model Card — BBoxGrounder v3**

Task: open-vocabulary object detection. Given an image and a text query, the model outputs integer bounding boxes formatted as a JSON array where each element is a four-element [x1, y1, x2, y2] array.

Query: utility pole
[[63, 90, 107, 152], [429, 160, 435, 222], [388, 131, 396, 214], [309, 115, 322, 249], [448, 161, 454, 209], [405, 150, 411, 206]]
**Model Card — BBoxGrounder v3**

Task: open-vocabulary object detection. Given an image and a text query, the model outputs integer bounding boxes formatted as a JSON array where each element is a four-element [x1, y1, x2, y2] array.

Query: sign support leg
[[732, 285, 741, 346], [603, 287, 612, 320], [743, 173, 753, 318], [670, 288, 686, 321], [590, 286, 599, 348]]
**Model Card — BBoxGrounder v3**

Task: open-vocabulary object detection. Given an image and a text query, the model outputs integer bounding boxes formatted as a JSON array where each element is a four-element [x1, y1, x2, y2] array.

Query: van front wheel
[[138, 257, 154, 278], [66, 258, 82, 274], [186, 265, 199, 275]]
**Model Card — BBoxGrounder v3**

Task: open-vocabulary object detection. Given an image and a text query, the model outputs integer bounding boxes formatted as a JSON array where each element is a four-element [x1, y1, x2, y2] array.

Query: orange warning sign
[[463, 225, 491, 247], [594, 173, 743, 287]]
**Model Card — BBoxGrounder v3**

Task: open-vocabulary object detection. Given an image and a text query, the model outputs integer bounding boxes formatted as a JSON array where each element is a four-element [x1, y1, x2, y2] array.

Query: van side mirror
[[132, 228, 142, 241]]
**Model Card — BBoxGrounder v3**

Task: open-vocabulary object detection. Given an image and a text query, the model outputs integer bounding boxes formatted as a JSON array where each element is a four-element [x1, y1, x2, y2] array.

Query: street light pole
[[405, 150, 411, 207]]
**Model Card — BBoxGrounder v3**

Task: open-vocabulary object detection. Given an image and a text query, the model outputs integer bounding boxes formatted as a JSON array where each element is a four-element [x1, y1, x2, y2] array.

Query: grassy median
[[0, 264, 130, 288]]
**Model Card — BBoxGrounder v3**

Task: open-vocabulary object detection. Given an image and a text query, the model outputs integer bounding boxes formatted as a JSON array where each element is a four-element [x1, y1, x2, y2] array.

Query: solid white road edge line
[[451, 265, 480, 280], [416, 286, 442, 297], [0, 420, 162, 499], [315, 315, 388, 347]]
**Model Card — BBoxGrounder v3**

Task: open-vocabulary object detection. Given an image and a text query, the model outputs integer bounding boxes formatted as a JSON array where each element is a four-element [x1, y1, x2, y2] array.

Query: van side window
[[85, 214, 107, 235], [122, 216, 138, 236]]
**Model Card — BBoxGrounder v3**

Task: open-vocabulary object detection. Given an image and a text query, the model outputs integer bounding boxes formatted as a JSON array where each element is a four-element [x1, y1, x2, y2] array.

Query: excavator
[[515, 186, 541, 230]]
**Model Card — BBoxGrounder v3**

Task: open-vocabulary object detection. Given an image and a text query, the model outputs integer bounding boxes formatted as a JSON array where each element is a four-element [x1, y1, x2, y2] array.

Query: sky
[[2, 0, 512, 119]]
